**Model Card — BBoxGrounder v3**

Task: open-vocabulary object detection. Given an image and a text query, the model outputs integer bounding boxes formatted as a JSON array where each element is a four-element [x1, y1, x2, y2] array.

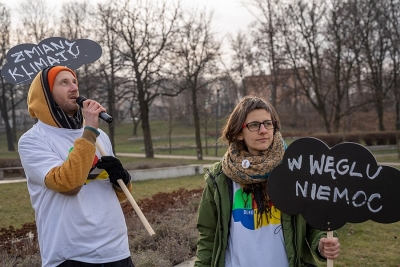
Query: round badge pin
[[242, 159, 250, 169]]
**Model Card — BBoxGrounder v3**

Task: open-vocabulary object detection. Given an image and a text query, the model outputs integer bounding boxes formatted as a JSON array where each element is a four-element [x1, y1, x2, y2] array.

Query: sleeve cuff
[[84, 126, 100, 136], [82, 126, 99, 145]]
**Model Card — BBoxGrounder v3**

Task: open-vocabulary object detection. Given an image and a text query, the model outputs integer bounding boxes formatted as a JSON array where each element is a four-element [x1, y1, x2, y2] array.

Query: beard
[[60, 101, 79, 117]]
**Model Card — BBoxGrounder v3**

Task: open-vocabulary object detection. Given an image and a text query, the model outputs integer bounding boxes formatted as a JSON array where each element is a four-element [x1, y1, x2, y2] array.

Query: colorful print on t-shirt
[[232, 187, 281, 230], [67, 146, 109, 183]]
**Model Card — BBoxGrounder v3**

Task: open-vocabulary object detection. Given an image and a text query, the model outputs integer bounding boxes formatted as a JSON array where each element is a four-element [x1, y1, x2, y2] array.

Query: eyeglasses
[[242, 120, 276, 132]]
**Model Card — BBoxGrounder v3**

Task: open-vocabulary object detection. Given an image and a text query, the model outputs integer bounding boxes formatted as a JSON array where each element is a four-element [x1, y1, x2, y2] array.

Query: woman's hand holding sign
[[318, 237, 340, 260]]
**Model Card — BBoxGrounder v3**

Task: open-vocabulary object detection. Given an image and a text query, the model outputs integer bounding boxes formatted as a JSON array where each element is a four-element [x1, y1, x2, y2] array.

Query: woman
[[194, 96, 340, 267]]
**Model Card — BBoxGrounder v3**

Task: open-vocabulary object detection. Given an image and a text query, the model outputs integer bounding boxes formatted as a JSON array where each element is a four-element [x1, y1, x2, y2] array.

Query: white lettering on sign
[[65, 40, 79, 58], [333, 187, 349, 204], [367, 165, 382, 179], [287, 154, 382, 180], [295, 181, 382, 213], [7, 39, 81, 82], [288, 156, 302, 171], [24, 47, 42, 59], [11, 51, 25, 63]]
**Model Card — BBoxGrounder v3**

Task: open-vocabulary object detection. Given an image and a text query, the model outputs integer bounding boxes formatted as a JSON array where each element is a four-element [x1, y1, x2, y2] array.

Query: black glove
[[96, 156, 131, 187]]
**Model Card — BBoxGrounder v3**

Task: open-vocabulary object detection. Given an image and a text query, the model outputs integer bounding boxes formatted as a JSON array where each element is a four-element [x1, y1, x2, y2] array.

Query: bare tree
[[333, 0, 372, 132], [323, 0, 364, 133], [228, 31, 255, 98], [0, 4, 15, 151], [128, 95, 141, 136], [282, 0, 335, 133], [95, 1, 126, 153], [173, 7, 222, 160], [16, 0, 55, 43], [387, 0, 400, 134], [58, 1, 92, 40], [357, 0, 392, 131], [199, 93, 214, 155], [384, 0, 400, 157], [159, 94, 179, 154], [249, 0, 285, 107], [113, 0, 182, 158]]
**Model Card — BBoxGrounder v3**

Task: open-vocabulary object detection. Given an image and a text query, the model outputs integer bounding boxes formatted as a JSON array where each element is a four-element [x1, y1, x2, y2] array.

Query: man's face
[[51, 71, 79, 116]]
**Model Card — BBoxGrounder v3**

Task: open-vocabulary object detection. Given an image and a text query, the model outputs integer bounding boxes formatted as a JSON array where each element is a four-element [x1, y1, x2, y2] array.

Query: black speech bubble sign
[[1, 37, 102, 84], [267, 137, 400, 231]]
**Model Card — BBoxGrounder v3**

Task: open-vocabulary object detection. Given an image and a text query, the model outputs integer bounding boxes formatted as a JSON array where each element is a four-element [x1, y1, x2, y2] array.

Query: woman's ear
[[237, 134, 244, 140]]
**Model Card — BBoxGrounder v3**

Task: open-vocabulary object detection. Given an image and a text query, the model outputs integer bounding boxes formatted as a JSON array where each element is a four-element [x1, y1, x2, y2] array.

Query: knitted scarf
[[222, 131, 285, 226]]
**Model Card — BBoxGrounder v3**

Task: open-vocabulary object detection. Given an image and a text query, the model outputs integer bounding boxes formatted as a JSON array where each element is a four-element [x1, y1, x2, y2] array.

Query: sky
[[1, 0, 255, 38], [179, 0, 255, 36]]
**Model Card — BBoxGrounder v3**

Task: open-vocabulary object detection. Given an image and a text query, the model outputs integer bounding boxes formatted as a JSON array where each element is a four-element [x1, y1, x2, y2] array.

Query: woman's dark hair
[[221, 95, 280, 151]]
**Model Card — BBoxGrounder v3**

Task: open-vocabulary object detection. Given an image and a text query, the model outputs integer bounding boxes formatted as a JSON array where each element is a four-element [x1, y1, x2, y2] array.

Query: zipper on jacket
[[206, 168, 223, 266], [291, 215, 299, 266]]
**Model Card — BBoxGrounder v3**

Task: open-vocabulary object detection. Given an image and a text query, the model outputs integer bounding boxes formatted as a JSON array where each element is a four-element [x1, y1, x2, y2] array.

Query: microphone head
[[76, 96, 87, 108]]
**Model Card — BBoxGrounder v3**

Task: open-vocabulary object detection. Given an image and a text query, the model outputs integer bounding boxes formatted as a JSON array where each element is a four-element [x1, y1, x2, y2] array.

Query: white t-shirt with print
[[18, 121, 130, 267], [225, 181, 289, 267]]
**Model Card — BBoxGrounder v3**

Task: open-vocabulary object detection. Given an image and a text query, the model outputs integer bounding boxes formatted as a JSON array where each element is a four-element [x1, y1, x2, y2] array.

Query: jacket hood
[[27, 66, 83, 129]]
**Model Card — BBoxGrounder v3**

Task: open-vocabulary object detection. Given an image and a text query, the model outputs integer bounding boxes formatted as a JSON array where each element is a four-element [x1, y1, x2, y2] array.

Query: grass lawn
[[317, 221, 400, 266], [0, 182, 34, 229], [0, 173, 206, 229]]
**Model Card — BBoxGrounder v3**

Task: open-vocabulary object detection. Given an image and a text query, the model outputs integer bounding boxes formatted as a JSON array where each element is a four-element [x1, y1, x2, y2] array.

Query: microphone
[[76, 96, 113, 124]]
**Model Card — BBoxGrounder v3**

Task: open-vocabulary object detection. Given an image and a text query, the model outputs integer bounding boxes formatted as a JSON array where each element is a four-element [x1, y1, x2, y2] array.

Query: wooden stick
[[327, 231, 334, 267], [95, 142, 156, 236]]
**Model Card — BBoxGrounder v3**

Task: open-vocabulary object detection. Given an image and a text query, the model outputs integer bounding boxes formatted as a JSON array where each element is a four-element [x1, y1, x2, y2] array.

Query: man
[[18, 66, 134, 267]]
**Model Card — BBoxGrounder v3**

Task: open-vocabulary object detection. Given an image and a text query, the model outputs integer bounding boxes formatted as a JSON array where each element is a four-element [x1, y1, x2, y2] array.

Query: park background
[[1, 0, 400, 266]]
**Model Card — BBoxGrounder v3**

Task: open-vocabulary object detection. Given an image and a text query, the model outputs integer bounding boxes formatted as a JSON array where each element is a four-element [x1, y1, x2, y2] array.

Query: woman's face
[[238, 109, 274, 155]]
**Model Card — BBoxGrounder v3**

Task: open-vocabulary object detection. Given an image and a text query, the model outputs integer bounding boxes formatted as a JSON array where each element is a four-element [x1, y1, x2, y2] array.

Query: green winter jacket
[[195, 161, 331, 267]]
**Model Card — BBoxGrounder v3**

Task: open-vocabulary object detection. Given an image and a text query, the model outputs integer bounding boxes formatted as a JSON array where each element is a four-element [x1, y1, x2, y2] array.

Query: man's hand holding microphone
[[76, 96, 129, 187], [76, 96, 113, 124]]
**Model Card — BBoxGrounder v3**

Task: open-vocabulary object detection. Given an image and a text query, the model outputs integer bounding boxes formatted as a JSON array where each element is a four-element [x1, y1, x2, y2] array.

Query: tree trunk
[[0, 84, 15, 151], [138, 83, 154, 158], [191, 88, 203, 160], [107, 81, 116, 154]]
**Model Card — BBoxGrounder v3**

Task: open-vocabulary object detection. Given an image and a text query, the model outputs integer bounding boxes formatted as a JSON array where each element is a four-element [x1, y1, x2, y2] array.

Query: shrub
[[0, 188, 203, 267]]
